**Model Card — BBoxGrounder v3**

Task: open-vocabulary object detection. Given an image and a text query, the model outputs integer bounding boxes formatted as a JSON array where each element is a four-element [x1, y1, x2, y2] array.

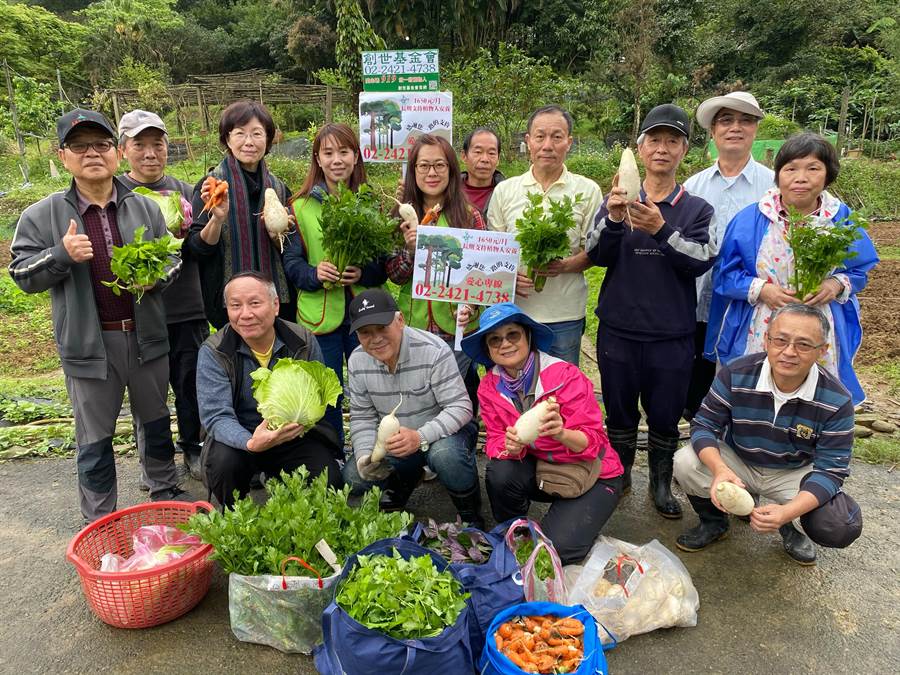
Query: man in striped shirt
[[343, 289, 483, 527], [673, 304, 856, 565]]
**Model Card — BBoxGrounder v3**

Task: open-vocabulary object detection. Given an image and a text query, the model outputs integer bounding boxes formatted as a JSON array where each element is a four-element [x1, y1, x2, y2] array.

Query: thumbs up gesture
[[62, 219, 93, 262]]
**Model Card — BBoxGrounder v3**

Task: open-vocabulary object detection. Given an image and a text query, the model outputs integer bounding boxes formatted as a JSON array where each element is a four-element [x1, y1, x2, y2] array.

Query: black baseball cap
[[57, 108, 117, 145], [800, 490, 862, 549], [639, 104, 690, 138], [349, 289, 399, 333]]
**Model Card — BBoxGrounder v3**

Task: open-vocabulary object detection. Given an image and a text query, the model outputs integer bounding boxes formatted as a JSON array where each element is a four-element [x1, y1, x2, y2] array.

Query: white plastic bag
[[566, 536, 699, 644]]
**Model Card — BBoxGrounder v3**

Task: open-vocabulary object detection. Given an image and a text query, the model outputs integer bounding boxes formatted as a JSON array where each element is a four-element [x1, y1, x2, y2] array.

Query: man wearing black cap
[[586, 104, 714, 520], [8, 108, 186, 521], [343, 289, 483, 527]]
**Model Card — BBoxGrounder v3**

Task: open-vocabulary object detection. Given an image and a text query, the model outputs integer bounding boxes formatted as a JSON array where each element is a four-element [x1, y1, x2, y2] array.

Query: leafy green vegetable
[[784, 206, 866, 299], [422, 517, 493, 564], [319, 183, 400, 289], [515, 192, 582, 291], [183, 467, 413, 576], [250, 358, 342, 431], [336, 549, 469, 639], [101, 226, 182, 302], [513, 537, 555, 582], [132, 187, 185, 236]]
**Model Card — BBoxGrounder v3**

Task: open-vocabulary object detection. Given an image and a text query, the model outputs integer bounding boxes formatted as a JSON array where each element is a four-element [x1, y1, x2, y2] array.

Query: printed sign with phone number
[[413, 284, 512, 304]]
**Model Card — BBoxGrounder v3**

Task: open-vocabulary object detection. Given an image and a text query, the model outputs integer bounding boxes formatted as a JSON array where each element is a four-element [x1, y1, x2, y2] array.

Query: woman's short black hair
[[774, 132, 840, 186], [218, 100, 277, 154]]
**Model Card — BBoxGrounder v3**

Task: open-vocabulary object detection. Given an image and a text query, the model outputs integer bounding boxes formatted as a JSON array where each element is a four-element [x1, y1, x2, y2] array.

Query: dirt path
[[0, 455, 897, 674]]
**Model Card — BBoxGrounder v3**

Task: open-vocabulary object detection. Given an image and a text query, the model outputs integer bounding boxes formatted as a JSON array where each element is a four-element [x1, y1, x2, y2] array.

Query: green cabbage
[[250, 358, 342, 431], [133, 187, 185, 236]]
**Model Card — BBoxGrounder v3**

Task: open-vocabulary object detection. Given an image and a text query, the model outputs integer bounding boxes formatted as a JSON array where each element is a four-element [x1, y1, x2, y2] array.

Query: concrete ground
[[0, 453, 898, 675]]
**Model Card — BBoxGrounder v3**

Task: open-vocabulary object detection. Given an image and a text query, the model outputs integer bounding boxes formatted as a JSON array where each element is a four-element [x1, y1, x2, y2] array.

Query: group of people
[[8, 91, 871, 567]]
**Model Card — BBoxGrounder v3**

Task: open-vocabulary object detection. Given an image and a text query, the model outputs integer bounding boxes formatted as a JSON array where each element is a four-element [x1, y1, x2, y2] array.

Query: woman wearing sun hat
[[461, 302, 623, 564]]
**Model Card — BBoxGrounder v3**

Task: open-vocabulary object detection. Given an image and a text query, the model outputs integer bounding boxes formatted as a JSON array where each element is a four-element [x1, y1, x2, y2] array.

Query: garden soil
[[0, 453, 897, 674]]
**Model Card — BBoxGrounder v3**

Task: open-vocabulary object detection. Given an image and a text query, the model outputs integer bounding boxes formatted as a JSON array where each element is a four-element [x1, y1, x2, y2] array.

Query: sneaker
[[150, 486, 196, 502]]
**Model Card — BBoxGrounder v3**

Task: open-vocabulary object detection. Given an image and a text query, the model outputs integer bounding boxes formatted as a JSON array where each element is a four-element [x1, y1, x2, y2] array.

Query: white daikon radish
[[716, 481, 755, 516], [262, 188, 291, 253], [618, 147, 641, 201], [371, 395, 403, 464], [393, 198, 419, 226], [514, 396, 556, 444]]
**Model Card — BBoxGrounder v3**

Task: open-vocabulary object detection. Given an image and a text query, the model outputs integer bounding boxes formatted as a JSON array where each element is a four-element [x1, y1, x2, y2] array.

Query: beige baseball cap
[[117, 109, 167, 140], [695, 92, 764, 130]]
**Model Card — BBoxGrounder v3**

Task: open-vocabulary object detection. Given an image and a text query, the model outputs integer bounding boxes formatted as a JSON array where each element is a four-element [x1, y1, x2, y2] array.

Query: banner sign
[[358, 91, 452, 163], [411, 226, 519, 306], [362, 50, 439, 92]]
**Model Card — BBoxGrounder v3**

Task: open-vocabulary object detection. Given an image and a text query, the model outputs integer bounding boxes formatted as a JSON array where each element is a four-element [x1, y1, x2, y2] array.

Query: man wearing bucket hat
[[343, 289, 483, 526], [461, 302, 623, 564], [8, 108, 186, 522], [117, 109, 208, 483], [585, 104, 714, 520], [673, 304, 861, 564], [683, 92, 774, 420]]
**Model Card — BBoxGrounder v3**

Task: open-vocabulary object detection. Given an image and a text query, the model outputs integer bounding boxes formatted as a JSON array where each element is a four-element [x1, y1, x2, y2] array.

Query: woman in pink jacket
[[461, 303, 623, 563]]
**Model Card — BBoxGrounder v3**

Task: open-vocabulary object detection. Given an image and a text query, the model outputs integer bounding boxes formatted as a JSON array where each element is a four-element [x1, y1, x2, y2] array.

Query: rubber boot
[[379, 467, 424, 512], [448, 479, 485, 531], [647, 431, 682, 518], [607, 427, 638, 495], [676, 495, 729, 551], [779, 523, 817, 565]]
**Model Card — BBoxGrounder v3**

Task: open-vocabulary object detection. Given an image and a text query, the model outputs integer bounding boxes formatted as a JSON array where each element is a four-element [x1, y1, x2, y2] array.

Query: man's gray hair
[[223, 271, 278, 303], [770, 303, 830, 341], [636, 132, 690, 149]]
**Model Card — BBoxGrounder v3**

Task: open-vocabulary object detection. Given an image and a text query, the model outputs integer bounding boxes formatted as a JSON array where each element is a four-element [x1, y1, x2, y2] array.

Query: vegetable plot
[[101, 226, 181, 302], [494, 615, 585, 673], [335, 549, 469, 639], [784, 206, 865, 299], [250, 358, 342, 432], [515, 193, 582, 292], [319, 183, 400, 289]]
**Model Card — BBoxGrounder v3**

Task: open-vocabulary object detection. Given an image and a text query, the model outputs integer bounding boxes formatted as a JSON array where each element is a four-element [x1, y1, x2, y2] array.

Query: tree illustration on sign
[[360, 99, 387, 151], [417, 233, 462, 287]]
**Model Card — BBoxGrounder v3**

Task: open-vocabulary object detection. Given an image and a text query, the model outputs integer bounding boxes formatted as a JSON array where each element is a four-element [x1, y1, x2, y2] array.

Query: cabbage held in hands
[[250, 358, 342, 432]]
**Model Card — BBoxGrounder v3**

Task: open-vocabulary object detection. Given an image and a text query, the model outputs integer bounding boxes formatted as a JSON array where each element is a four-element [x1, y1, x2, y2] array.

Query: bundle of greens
[[319, 183, 399, 289], [250, 358, 342, 432], [336, 549, 469, 639], [784, 206, 865, 299], [183, 467, 413, 577], [132, 187, 186, 237], [421, 517, 493, 564], [513, 536, 556, 582], [101, 226, 182, 302], [515, 192, 582, 292]]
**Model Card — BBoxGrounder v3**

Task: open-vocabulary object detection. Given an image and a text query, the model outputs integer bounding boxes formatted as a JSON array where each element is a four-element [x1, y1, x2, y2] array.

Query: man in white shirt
[[683, 92, 774, 418], [487, 105, 603, 366]]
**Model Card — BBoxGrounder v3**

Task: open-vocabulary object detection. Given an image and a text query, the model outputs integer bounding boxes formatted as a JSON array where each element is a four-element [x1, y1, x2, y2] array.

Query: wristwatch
[[418, 431, 430, 454]]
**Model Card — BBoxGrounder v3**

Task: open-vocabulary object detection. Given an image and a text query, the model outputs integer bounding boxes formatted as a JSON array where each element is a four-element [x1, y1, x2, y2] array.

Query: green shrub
[[832, 159, 900, 218]]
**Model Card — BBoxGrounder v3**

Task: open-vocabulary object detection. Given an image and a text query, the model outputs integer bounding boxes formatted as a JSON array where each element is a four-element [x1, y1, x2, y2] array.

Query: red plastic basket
[[66, 500, 215, 629]]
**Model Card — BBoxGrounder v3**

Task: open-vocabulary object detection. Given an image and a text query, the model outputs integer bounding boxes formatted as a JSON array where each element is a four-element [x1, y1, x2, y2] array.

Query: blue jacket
[[704, 199, 878, 404]]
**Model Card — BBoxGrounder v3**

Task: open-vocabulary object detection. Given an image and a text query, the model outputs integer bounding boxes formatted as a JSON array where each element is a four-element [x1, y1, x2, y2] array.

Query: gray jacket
[[8, 178, 181, 379]]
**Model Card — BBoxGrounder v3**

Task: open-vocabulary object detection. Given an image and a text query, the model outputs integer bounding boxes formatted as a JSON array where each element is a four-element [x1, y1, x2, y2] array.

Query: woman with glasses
[[705, 132, 878, 403], [187, 100, 295, 328], [281, 123, 387, 447], [460, 303, 623, 564], [386, 134, 486, 391]]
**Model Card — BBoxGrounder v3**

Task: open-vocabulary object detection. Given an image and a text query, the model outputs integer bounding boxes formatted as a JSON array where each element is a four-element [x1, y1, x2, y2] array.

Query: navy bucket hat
[[460, 302, 554, 367]]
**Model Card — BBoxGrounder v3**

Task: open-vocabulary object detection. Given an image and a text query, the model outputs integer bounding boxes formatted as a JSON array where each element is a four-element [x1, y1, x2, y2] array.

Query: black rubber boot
[[647, 431, 682, 518], [676, 495, 729, 552], [448, 479, 485, 531], [607, 427, 638, 495], [779, 523, 817, 565], [379, 468, 424, 512]]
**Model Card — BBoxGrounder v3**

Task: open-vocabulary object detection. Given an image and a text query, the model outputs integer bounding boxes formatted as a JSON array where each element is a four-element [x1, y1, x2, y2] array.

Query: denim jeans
[[546, 317, 586, 366], [343, 421, 479, 494], [315, 327, 359, 450]]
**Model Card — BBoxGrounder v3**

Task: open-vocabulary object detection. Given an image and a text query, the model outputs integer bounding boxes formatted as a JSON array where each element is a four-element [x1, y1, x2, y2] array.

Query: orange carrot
[[420, 203, 441, 225]]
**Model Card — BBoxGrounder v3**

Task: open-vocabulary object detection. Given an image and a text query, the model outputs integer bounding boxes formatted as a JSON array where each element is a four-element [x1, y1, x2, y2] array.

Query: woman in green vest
[[282, 123, 387, 447], [386, 133, 485, 408]]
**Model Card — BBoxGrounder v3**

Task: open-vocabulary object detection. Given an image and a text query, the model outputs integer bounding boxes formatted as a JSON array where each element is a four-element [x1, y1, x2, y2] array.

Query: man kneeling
[[197, 272, 342, 507], [343, 289, 484, 528], [674, 304, 861, 565]]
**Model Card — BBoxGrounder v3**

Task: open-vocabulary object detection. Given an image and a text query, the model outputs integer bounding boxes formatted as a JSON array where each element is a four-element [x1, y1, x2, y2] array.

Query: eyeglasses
[[486, 329, 525, 349], [714, 114, 759, 128], [415, 161, 449, 175], [64, 140, 116, 154], [766, 335, 824, 353], [229, 129, 267, 144]]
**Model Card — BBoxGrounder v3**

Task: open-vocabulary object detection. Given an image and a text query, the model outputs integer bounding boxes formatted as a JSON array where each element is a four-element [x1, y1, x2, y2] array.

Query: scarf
[[498, 350, 538, 405]]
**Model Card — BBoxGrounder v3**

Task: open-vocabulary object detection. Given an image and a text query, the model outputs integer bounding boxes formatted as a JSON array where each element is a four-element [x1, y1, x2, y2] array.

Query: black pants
[[684, 321, 717, 419], [485, 456, 622, 565], [204, 429, 342, 508], [596, 326, 693, 438], [168, 319, 208, 455]]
